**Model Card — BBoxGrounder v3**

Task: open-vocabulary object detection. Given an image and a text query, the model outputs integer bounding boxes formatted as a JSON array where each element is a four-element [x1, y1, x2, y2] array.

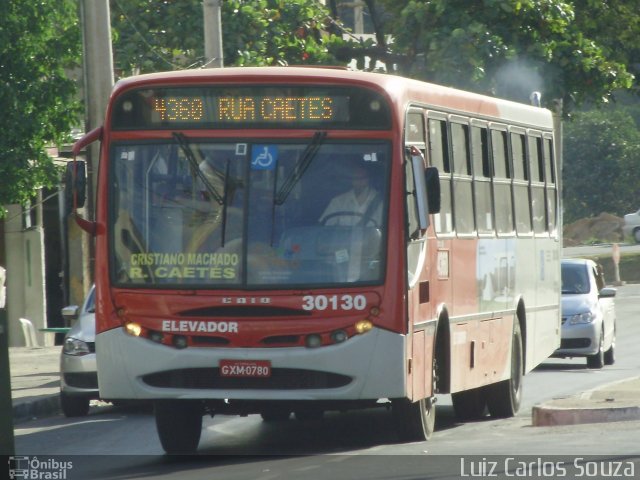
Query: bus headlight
[[331, 330, 348, 344], [124, 322, 143, 337], [305, 334, 322, 348], [173, 335, 188, 349], [354, 320, 373, 334], [149, 331, 164, 343]]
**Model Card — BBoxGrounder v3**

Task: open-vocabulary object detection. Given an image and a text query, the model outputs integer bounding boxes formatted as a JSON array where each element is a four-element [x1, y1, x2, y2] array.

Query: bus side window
[[511, 131, 532, 235], [451, 122, 474, 235], [491, 129, 514, 235], [429, 118, 452, 235], [543, 137, 558, 233], [471, 125, 493, 234], [528, 135, 547, 234]]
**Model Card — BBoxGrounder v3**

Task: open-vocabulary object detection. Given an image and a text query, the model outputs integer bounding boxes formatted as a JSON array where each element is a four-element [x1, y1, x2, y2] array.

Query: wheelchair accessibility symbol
[[251, 145, 278, 170]]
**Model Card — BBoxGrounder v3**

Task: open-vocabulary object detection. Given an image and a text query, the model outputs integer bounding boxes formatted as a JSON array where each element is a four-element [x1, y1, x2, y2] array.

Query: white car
[[59, 285, 98, 416], [553, 259, 616, 369], [623, 209, 640, 243]]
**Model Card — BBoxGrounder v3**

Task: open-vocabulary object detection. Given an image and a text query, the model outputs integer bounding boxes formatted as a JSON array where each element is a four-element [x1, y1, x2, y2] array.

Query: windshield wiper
[[173, 132, 224, 205], [173, 132, 235, 247], [274, 131, 326, 205]]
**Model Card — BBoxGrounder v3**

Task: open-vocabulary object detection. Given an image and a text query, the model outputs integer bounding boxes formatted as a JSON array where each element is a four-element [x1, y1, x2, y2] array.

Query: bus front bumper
[[96, 326, 406, 402]]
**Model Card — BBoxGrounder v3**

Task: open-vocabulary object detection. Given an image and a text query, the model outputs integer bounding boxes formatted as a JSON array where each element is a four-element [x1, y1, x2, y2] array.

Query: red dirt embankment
[[563, 213, 624, 247]]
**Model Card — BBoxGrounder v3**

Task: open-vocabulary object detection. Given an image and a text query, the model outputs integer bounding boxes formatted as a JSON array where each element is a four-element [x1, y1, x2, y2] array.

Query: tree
[[0, 0, 81, 213], [361, 0, 636, 112], [563, 107, 640, 222], [110, 0, 346, 76], [573, 0, 640, 97], [111, 0, 637, 115]]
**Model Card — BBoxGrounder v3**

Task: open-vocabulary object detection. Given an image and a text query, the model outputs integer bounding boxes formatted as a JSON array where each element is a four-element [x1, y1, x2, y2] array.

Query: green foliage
[[110, 0, 637, 113], [563, 108, 640, 222], [372, 0, 635, 111], [110, 0, 203, 73], [222, 0, 345, 66], [0, 0, 81, 212], [111, 0, 346, 75]]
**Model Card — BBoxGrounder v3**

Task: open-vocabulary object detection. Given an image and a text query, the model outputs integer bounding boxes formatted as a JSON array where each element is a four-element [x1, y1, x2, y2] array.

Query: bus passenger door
[[404, 138, 438, 401]]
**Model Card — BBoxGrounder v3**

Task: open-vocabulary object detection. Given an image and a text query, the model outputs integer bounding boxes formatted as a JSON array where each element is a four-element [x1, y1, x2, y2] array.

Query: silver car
[[553, 259, 616, 369], [59, 285, 98, 416], [623, 208, 640, 243]]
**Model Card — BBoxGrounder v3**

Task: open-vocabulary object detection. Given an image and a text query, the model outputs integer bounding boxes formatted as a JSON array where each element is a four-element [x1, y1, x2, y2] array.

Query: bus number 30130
[[301, 294, 367, 311]]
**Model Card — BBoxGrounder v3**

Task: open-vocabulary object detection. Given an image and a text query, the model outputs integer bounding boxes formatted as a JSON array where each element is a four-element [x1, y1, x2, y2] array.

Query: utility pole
[[74, 0, 114, 304], [0, 267, 14, 455], [203, 0, 224, 68]]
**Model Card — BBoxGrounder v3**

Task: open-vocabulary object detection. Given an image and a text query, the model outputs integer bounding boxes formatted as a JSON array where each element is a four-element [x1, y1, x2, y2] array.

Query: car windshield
[[561, 263, 590, 294], [109, 140, 390, 289]]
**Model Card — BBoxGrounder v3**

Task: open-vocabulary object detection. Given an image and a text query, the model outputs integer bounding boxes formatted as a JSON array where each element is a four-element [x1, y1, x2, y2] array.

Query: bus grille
[[142, 368, 352, 390]]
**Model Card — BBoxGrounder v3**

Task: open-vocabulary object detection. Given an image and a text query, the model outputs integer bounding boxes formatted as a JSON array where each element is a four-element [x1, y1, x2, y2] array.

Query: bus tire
[[294, 409, 324, 421], [155, 400, 203, 455], [451, 387, 487, 421], [392, 396, 436, 442], [261, 408, 291, 422], [486, 320, 523, 418]]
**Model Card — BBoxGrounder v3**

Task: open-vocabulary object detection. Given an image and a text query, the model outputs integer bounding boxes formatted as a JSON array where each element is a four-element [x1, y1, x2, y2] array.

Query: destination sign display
[[111, 86, 390, 129]]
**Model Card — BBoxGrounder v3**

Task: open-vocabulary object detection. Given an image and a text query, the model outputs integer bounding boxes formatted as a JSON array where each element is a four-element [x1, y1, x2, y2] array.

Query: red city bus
[[70, 67, 561, 454]]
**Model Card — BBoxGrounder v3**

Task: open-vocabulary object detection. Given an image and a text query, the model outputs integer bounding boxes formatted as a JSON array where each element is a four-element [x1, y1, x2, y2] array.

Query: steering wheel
[[320, 211, 378, 227]]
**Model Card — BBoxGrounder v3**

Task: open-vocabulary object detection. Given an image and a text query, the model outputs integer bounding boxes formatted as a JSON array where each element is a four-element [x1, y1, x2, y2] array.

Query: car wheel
[[587, 329, 605, 369], [604, 326, 616, 366], [60, 392, 90, 417], [634, 228, 640, 244]]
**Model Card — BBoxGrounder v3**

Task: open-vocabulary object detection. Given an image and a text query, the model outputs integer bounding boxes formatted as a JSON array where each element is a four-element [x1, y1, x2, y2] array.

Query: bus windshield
[[110, 139, 390, 288]]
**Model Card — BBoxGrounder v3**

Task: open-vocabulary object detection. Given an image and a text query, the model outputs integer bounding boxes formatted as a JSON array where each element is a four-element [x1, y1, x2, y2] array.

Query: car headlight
[[63, 337, 91, 356], [568, 312, 596, 325]]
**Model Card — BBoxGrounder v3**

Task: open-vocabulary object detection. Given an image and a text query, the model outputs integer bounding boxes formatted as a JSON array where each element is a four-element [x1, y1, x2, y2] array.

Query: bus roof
[[110, 67, 554, 129]]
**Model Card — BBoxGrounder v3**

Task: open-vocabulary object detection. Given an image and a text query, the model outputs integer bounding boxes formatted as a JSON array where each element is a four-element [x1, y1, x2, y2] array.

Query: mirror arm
[[72, 213, 97, 236]]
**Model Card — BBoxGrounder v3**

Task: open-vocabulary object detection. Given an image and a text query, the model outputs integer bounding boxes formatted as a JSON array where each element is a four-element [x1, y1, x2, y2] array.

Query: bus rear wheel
[[155, 400, 203, 455], [485, 320, 523, 418], [393, 397, 436, 442]]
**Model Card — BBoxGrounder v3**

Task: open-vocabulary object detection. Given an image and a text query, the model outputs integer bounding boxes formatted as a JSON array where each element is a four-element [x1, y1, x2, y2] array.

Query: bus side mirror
[[425, 166, 440, 214], [410, 147, 430, 230], [69, 126, 103, 236], [65, 160, 87, 211]]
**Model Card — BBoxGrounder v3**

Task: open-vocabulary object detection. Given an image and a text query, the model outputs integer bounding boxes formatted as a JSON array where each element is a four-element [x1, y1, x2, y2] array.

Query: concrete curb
[[532, 376, 640, 427], [13, 395, 61, 424], [532, 404, 640, 426]]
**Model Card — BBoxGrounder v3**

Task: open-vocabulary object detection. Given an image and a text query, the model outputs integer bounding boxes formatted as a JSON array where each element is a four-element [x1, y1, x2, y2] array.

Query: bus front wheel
[[155, 400, 203, 454], [392, 395, 435, 442], [451, 387, 487, 420]]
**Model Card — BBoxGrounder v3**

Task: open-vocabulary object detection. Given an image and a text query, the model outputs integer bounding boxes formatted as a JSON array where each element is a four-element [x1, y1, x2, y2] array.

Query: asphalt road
[[13, 285, 640, 479]]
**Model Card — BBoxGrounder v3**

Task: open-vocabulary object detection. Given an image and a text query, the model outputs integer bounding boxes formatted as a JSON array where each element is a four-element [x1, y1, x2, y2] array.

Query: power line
[[111, 0, 193, 70]]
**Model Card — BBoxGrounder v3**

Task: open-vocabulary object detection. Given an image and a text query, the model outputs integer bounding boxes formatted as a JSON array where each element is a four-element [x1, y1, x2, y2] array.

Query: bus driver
[[319, 164, 381, 227]]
